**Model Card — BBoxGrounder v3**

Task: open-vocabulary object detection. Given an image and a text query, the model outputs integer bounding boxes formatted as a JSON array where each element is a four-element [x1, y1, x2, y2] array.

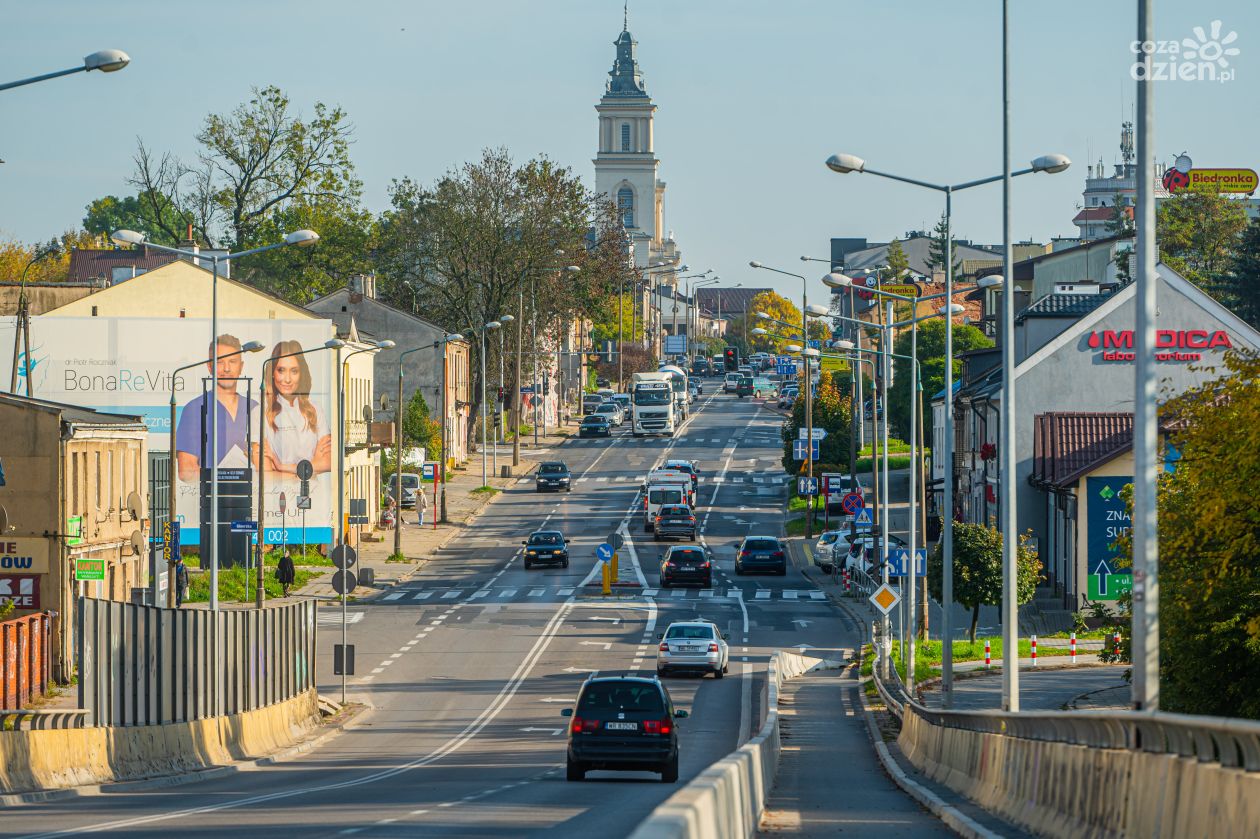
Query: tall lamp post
[[823, 150, 1069, 709], [256, 339, 344, 608], [477, 321, 502, 486], [692, 278, 720, 352], [167, 340, 266, 607], [111, 228, 319, 613], [0, 49, 129, 92], [518, 262, 580, 459]]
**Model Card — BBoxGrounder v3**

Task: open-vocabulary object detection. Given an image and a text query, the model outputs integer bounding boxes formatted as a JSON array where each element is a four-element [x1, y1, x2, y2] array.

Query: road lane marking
[[412, 591, 433, 600], [755, 590, 770, 600], [441, 591, 459, 599], [383, 592, 405, 601]]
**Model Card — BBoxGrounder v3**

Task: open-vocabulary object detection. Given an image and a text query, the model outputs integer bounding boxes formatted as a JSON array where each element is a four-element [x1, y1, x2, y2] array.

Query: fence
[[1, 613, 51, 710], [77, 597, 316, 727]]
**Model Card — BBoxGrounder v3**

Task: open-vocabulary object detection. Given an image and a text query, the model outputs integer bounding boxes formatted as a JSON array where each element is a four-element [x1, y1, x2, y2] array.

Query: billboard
[[12, 316, 337, 547]]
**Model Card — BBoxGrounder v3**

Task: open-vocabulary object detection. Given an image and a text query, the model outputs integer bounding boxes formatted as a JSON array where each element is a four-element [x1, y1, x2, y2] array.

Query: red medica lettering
[[1088, 329, 1232, 351]]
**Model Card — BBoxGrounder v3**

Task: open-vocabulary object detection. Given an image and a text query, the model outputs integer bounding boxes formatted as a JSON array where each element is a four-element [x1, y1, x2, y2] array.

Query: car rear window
[[744, 538, 781, 551], [665, 624, 715, 640], [578, 682, 665, 713], [648, 488, 684, 504], [660, 506, 690, 516], [668, 549, 705, 562]]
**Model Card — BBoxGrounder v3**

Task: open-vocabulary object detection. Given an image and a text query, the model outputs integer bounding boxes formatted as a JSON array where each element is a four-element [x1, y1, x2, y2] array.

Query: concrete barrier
[[0, 688, 320, 796], [629, 650, 827, 839], [898, 706, 1260, 839]]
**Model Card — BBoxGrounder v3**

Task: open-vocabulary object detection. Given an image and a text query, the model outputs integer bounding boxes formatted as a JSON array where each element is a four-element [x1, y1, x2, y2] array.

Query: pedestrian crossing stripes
[[375, 586, 827, 604], [318, 611, 365, 625]]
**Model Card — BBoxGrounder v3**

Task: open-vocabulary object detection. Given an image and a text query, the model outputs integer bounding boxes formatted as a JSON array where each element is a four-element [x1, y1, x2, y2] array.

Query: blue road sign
[[792, 439, 820, 461], [421, 462, 436, 480], [887, 548, 928, 577], [854, 508, 874, 528], [776, 356, 797, 376], [230, 520, 258, 534], [595, 543, 614, 562], [797, 477, 819, 496], [807, 339, 821, 349]]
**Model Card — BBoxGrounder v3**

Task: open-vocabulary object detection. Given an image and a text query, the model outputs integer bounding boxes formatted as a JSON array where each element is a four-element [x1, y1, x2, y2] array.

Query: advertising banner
[[15, 316, 337, 546], [0, 539, 49, 573]]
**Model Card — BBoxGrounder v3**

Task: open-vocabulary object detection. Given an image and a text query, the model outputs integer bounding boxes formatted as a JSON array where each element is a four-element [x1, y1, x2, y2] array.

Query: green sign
[[75, 558, 105, 581], [66, 515, 83, 547]]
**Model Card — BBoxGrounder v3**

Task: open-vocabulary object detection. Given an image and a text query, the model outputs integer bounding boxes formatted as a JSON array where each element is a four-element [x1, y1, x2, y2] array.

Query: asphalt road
[[7, 387, 864, 839]]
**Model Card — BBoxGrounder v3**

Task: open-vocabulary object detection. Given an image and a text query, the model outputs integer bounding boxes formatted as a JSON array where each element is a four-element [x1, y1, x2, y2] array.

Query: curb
[[0, 703, 370, 808], [857, 677, 1008, 839]]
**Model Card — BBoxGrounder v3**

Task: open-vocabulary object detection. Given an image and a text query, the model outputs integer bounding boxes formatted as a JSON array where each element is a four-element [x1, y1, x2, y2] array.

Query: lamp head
[[324, 339, 347, 349], [805, 303, 830, 317], [751, 327, 768, 336], [801, 348, 821, 358], [284, 229, 320, 247], [756, 311, 770, 320], [565, 265, 581, 273], [499, 314, 515, 323], [748, 260, 762, 269], [373, 339, 397, 349], [786, 344, 803, 354], [241, 340, 266, 353], [110, 229, 145, 246], [822, 272, 853, 288], [976, 275, 1004, 290], [84, 49, 130, 72], [1031, 153, 1072, 174], [446, 333, 464, 342], [940, 303, 964, 315], [833, 339, 855, 350], [825, 153, 866, 174]]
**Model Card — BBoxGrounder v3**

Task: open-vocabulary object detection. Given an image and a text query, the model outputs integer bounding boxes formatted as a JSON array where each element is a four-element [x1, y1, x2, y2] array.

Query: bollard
[[1113, 633, 1121, 658], [601, 561, 611, 596], [611, 551, 619, 582], [1031, 634, 1038, 667], [843, 569, 850, 594], [985, 639, 991, 669], [1070, 632, 1077, 665]]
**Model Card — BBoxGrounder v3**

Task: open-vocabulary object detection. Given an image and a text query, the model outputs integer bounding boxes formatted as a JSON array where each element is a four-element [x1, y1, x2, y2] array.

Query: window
[[617, 186, 635, 228], [94, 452, 101, 509], [620, 123, 631, 151]]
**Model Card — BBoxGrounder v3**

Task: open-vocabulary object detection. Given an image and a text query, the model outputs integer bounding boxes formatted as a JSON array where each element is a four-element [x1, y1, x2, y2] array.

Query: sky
[[2, 0, 1257, 301]]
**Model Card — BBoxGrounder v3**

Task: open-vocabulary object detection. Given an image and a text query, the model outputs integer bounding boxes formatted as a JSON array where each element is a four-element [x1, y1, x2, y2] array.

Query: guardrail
[[1, 613, 51, 710], [0, 709, 88, 730]]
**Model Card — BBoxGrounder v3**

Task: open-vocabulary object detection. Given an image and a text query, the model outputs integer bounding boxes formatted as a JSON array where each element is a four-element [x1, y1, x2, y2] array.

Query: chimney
[[348, 273, 376, 302]]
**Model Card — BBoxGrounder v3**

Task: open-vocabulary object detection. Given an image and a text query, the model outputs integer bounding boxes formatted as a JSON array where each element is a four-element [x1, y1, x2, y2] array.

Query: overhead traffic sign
[[869, 583, 900, 615], [841, 492, 864, 515]]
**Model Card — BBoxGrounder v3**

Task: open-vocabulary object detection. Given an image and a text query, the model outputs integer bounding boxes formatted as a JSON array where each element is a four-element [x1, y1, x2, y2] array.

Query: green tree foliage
[[1105, 199, 1135, 237], [1133, 351, 1260, 717], [925, 214, 964, 277], [0, 231, 101, 283], [1214, 218, 1260, 330], [402, 389, 443, 459], [83, 193, 191, 246], [780, 371, 853, 473], [735, 290, 828, 354], [589, 290, 643, 344], [882, 238, 911, 281], [888, 318, 993, 441], [1157, 184, 1249, 288], [927, 522, 1041, 641]]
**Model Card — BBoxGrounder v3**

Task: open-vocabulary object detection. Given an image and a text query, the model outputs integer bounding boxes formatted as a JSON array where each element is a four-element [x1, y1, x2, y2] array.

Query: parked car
[[656, 620, 728, 678], [579, 415, 612, 437], [654, 505, 698, 542], [536, 461, 572, 492], [522, 530, 570, 569], [562, 674, 687, 782], [734, 535, 788, 575], [383, 472, 422, 508], [777, 387, 798, 409], [839, 532, 908, 573]]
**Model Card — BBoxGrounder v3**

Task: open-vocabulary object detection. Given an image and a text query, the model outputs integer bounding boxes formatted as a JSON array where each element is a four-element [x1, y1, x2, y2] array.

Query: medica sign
[[1086, 329, 1234, 362]]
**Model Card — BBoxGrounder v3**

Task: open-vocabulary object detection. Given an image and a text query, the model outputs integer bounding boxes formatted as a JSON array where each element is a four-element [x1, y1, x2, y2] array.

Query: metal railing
[[78, 597, 316, 727]]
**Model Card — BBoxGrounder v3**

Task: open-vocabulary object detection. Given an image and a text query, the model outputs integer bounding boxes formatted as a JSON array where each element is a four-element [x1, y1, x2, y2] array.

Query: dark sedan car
[[536, 461, 572, 492], [522, 530, 569, 569], [563, 674, 687, 782], [734, 535, 788, 575], [659, 545, 711, 588], [580, 415, 612, 437], [653, 505, 697, 541]]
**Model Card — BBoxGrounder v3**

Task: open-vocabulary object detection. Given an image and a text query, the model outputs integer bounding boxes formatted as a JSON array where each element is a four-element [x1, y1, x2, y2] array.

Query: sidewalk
[[917, 663, 1130, 711], [292, 424, 575, 602]]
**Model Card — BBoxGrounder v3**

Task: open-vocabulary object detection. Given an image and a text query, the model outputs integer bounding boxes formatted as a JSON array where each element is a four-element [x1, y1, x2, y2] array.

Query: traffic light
[[724, 347, 738, 371]]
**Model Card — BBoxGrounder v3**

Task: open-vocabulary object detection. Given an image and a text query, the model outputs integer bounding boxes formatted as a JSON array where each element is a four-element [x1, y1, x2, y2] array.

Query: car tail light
[[688, 516, 696, 523], [643, 718, 672, 735], [739, 550, 749, 559], [700, 560, 710, 568], [708, 643, 719, 652], [571, 716, 599, 734], [772, 550, 786, 560], [659, 642, 669, 652]]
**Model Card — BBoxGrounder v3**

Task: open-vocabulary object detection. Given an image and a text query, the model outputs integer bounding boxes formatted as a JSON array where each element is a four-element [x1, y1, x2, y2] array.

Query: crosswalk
[[377, 585, 826, 604], [318, 610, 365, 625]]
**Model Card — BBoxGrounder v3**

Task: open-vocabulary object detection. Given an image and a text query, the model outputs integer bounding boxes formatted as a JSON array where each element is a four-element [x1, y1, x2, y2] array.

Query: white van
[[723, 372, 741, 393], [644, 482, 689, 532]]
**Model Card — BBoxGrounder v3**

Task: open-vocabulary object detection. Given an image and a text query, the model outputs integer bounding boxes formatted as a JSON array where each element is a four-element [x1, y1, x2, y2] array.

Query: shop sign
[[1163, 167, 1258, 195], [75, 558, 106, 582], [0, 576, 40, 609], [0, 539, 49, 573], [1085, 329, 1234, 362]]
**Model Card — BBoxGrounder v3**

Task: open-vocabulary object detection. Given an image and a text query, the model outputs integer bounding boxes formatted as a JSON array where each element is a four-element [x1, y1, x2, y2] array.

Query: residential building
[[0, 394, 148, 681]]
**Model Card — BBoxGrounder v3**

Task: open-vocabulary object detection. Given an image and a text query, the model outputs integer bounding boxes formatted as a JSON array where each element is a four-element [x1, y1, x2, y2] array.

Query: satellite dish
[[129, 530, 144, 556], [126, 491, 144, 521]]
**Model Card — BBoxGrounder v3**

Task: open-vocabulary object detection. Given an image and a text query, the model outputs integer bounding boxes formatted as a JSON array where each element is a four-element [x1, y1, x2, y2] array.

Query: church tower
[[594, 19, 667, 267]]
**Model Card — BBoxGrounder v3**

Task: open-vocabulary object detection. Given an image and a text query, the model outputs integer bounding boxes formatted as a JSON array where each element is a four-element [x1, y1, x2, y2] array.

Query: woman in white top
[[262, 341, 332, 475]]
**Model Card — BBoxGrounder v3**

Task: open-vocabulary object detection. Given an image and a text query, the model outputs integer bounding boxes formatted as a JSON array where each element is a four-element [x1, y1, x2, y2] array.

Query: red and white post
[[985, 639, 991, 669], [1070, 632, 1077, 665], [1031, 634, 1038, 667]]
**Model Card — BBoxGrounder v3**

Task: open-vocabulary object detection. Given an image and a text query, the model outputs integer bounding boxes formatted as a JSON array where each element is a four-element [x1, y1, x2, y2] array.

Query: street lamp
[[478, 321, 502, 486], [523, 263, 580, 451], [824, 152, 1068, 710], [165, 340, 265, 607], [255, 339, 344, 608], [0, 49, 130, 92], [112, 227, 319, 613]]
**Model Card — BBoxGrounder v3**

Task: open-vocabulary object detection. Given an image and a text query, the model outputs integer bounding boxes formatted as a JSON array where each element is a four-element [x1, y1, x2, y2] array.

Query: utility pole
[[512, 288, 523, 467]]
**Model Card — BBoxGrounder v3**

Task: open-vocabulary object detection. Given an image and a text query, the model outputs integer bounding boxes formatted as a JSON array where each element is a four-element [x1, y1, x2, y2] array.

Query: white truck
[[643, 477, 691, 531], [657, 364, 690, 420], [631, 372, 676, 436]]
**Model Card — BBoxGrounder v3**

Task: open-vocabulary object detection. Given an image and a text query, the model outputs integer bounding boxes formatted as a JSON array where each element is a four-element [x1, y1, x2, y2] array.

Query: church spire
[[607, 11, 648, 98]]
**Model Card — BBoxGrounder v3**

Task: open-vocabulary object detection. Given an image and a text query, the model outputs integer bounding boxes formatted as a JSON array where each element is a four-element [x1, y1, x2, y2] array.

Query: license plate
[[680, 645, 702, 652], [605, 721, 637, 731]]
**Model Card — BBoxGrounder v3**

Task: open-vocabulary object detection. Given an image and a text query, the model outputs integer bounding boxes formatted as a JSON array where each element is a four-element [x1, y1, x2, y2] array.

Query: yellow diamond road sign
[[869, 583, 900, 615]]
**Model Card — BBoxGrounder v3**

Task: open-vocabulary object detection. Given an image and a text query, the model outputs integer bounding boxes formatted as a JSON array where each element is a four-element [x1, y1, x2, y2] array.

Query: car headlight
[[526, 550, 537, 556]]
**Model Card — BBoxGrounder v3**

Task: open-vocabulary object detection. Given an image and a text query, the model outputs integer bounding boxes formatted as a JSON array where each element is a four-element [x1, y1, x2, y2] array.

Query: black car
[[654, 505, 698, 542], [659, 545, 711, 587], [522, 530, 569, 569], [562, 675, 688, 782], [536, 461, 572, 492], [734, 535, 788, 575], [580, 415, 612, 437]]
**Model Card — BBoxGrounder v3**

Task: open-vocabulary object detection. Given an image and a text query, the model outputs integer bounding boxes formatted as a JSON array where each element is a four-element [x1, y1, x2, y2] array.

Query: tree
[[402, 389, 443, 459], [780, 370, 853, 473], [1157, 184, 1248, 288], [0, 230, 102, 284], [1105, 200, 1135, 237], [882, 238, 910, 281], [1126, 350, 1260, 718], [1213, 218, 1260, 330], [888, 318, 993, 442], [739, 290, 829, 353], [589, 290, 643, 345], [927, 522, 1041, 641], [924, 213, 964, 277]]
